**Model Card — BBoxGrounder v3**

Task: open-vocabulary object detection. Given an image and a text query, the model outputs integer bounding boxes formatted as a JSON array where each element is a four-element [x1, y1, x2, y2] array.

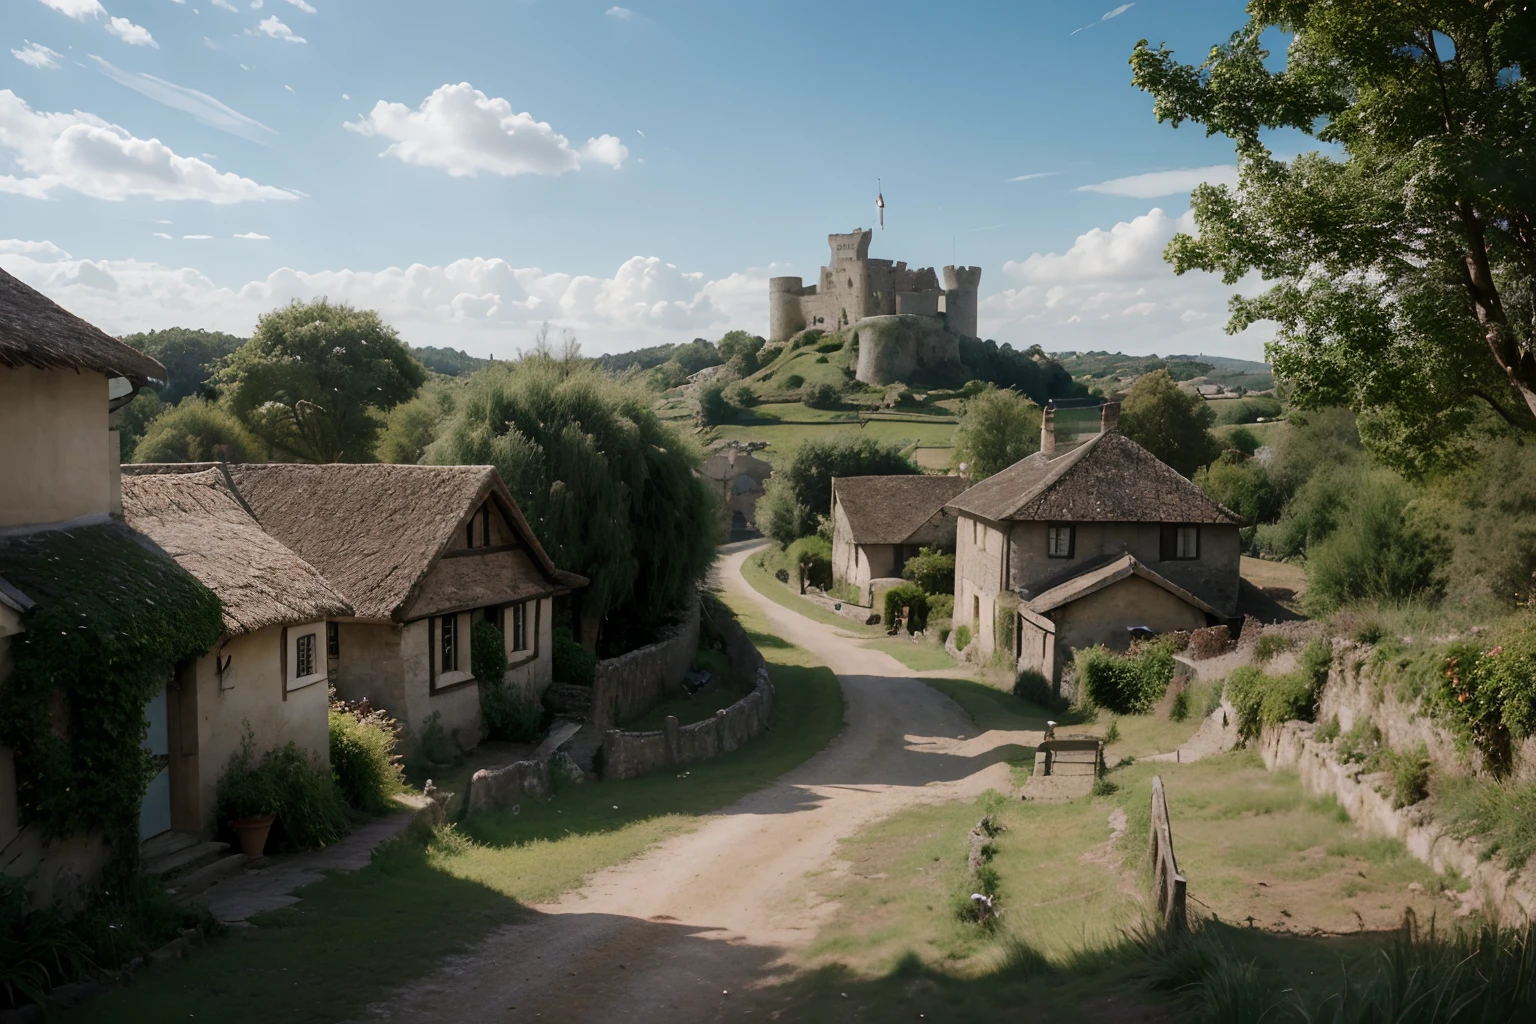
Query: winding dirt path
[[360, 543, 1041, 1023]]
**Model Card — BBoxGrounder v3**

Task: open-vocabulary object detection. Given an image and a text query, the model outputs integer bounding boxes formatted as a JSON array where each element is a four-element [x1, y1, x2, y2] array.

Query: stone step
[[145, 840, 231, 881], [140, 830, 198, 863], [169, 853, 250, 902], [532, 719, 584, 760]]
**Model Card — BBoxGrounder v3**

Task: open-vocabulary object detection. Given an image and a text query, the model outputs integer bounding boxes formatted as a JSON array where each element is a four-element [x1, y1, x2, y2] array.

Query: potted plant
[[216, 730, 278, 858]]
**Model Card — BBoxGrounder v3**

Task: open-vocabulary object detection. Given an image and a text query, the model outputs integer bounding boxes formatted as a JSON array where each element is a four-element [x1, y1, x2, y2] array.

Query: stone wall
[[591, 594, 701, 732], [852, 314, 967, 388], [600, 601, 775, 781]]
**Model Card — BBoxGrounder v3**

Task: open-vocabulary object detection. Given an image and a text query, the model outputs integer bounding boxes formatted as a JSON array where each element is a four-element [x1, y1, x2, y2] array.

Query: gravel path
[[358, 543, 1040, 1023]]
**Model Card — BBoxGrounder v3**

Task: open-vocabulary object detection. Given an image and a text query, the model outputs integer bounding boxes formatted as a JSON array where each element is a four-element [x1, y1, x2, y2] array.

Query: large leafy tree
[[1130, 1, 1536, 474], [1119, 370, 1221, 477], [217, 301, 425, 462], [427, 354, 717, 653], [951, 386, 1042, 480], [123, 327, 243, 404], [775, 437, 919, 541], [133, 397, 264, 463]]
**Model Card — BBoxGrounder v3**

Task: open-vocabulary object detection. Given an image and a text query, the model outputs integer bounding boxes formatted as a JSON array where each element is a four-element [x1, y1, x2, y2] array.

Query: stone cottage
[[120, 470, 353, 840], [830, 474, 969, 605], [699, 443, 773, 537], [946, 403, 1241, 685]]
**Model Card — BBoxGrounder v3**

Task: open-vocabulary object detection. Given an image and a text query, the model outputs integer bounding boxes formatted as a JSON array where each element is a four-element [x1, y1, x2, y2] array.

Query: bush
[[1225, 426, 1262, 456], [217, 730, 350, 851], [471, 621, 508, 686], [789, 329, 824, 350], [553, 625, 596, 686], [786, 535, 833, 590], [1432, 624, 1536, 773], [1305, 472, 1443, 614], [815, 337, 844, 353], [1226, 666, 1321, 740], [901, 547, 956, 595], [1014, 669, 1068, 713], [726, 382, 757, 408], [328, 698, 404, 814], [1170, 687, 1191, 722], [697, 382, 735, 426], [954, 624, 973, 650], [1254, 633, 1291, 662], [928, 593, 955, 619], [782, 373, 806, 391], [883, 583, 929, 633], [1076, 645, 1175, 715], [481, 682, 545, 743], [802, 381, 841, 409], [1382, 744, 1431, 808], [1187, 625, 1234, 659]]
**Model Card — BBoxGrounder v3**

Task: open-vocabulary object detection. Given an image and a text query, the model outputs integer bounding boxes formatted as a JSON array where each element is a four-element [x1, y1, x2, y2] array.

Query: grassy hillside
[[1057, 350, 1273, 393]]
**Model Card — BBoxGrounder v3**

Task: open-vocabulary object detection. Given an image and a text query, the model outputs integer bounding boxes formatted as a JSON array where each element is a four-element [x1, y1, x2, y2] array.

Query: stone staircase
[[140, 831, 248, 902]]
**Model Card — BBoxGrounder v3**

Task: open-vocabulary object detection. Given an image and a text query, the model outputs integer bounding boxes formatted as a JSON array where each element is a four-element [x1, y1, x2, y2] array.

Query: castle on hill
[[767, 229, 981, 343]]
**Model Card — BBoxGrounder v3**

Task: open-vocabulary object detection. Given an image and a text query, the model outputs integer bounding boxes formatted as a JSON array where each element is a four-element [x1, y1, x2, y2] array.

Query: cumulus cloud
[[1076, 165, 1238, 198], [91, 56, 277, 142], [284, 0, 317, 12], [606, 6, 636, 18], [0, 90, 299, 202], [0, 241, 770, 354], [12, 41, 63, 69], [36, 0, 106, 21], [344, 83, 628, 177], [106, 17, 158, 47], [253, 15, 304, 42], [980, 207, 1271, 358]]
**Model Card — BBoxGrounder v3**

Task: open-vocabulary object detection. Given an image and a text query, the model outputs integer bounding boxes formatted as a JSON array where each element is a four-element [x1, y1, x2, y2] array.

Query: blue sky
[[1, 0, 1276, 358]]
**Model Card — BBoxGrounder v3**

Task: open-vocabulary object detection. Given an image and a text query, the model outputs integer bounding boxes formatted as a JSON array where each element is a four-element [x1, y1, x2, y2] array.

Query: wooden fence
[[1033, 737, 1104, 778], [1148, 774, 1188, 932]]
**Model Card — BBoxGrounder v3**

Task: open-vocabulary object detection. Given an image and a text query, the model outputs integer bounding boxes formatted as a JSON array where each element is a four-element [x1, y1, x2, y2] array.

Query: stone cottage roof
[[121, 469, 352, 637], [1025, 553, 1219, 617], [0, 267, 165, 385], [946, 431, 1241, 526], [833, 474, 970, 545]]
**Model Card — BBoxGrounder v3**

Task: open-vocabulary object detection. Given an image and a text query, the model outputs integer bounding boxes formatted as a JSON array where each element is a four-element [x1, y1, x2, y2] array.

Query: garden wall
[[590, 594, 701, 732], [601, 601, 775, 781]]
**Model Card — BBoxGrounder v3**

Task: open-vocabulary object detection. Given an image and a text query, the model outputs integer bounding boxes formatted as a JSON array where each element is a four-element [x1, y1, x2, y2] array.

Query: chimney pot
[[1041, 403, 1057, 458]]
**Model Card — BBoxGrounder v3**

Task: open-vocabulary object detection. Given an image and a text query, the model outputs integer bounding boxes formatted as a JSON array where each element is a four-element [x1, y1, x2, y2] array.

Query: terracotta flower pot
[[230, 813, 276, 858]]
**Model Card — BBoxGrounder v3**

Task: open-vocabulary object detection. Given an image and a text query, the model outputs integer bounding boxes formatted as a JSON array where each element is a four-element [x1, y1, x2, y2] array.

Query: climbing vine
[[0, 525, 223, 876]]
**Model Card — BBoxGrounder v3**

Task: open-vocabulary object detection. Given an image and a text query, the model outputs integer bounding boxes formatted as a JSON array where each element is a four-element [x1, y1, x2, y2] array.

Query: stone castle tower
[[768, 229, 980, 344]]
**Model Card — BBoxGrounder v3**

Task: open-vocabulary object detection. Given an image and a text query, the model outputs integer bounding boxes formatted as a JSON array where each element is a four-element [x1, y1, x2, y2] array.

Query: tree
[[133, 397, 264, 463], [122, 327, 243, 404], [774, 438, 919, 541], [1194, 456, 1282, 528], [375, 382, 458, 464], [952, 386, 1042, 479], [1119, 370, 1220, 477], [217, 301, 426, 463], [116, 390, 163, 463], [426, 355, 717, 652], [1130, 4, 1536, 474], [697, 382, 735, 427]]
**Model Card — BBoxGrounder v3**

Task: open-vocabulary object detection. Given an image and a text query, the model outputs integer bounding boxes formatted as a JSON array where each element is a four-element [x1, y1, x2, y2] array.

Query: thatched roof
[[121, 470, 351, 636], [220, 463, 581, 621], [0, 267, 165, 384], [833, 475, 969, 545], [1026, 553, 1219, 617], [947, 431, 1241, 526]]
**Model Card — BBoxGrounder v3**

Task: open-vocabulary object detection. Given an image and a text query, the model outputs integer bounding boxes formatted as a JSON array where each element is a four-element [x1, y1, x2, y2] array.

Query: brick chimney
[[1100, 401, 1121, 434], [1040, 403, 1056, 458]]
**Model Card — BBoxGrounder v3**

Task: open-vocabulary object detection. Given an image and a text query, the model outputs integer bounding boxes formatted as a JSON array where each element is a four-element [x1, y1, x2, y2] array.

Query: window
[[483, 605, 504, 633], [326, 621, 339, 659], [440, 614, 458, 673], [466, 503, 493, 548], [1046, 524, 1074, 558], [1160, 524, 1200, 561], [295, 632, 317, 679], [511, 601, 529, 653]]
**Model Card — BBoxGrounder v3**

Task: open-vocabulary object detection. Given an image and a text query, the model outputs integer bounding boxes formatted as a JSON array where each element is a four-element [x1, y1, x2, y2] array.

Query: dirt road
[[362, 544, 1040, 1023]]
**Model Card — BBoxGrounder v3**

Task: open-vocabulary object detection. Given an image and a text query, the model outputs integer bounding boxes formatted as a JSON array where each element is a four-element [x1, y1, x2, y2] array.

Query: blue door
[[138, 684, 171, 840]]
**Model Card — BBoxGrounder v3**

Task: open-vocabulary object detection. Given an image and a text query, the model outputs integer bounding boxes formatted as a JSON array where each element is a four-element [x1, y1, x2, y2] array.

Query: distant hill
[[1052, 351, 1272, 393], [409, 345, 490, 377]]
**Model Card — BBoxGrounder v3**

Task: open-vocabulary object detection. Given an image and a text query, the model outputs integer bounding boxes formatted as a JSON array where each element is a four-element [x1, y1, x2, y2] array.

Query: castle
[[768, 229, 981, 343]]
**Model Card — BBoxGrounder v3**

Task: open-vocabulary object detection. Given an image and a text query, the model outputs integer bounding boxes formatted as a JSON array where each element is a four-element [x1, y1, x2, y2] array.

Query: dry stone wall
[[591, 594, 700, 732], [601, 602, 775, 781]]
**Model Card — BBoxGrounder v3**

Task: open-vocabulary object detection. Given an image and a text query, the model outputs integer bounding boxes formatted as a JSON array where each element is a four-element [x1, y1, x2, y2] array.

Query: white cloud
[[37, 0, 106, 21], [1007, 172, 1056, 183], [980, 207, 1271, 358], [91, 56, 277, 142], [250, 0, 263, 7], [606, 6, 635, 19], [0, 90, 299, 202], [284, 0, 316, 12], [340, 92, 349, 100], [106, 17, 158, 47], [0, 242, 770, 354], [12, 41, 63, 69], [1072, 3, 1135, 34], [183, 234, 213, 240], [211, 0, 236, 9], [283, 84, 295, 94], [344, 82, 628, 177], [1076, 165, 1238, 198], [252, 15, 304, 42], [152, 231, 172, 239], [0, 239, 70, 258], [234, 231, 269, 239]]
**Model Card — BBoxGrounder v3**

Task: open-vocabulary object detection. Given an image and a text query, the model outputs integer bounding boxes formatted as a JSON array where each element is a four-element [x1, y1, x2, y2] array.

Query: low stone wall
[[465, 758, 550, 813], [590, 594, 701, 732], [601, 601, 775, 781]]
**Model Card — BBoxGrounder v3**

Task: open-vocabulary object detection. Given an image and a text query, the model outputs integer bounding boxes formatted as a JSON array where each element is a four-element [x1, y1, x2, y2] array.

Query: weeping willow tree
[[427, 351, 718, 653]]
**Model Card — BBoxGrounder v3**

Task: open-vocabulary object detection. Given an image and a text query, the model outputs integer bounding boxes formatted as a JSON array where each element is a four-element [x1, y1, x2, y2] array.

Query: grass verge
[[740, 548, 886, 637]]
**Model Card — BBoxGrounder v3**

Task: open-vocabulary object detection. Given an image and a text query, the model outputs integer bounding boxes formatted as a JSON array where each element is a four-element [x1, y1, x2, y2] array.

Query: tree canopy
[[133, 397, 264, 464], [952, 386, 1042, 480], [216, 301, 426, 463], [1130, 2, 1536, 474], [1119, 370, 1220, 477], [122, 327, 243, 404], [760, 437, 920, 545]]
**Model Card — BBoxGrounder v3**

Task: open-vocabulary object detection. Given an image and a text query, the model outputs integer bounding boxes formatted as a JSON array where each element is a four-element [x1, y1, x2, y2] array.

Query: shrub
[[1103, 719, 1122, 746], [954, 624, 973, 650], [1187, 625, 1234, 660], [802, 381, 841, 409], [1014, 669, 1068, 713], [1304, 471, 1443, 614], [214, 729, 277, 823], [901, 547, 956, 595], [1381, 744, 1431, 808], [786, 535, 833, 590], [928, 593, 955, 619], [697, 382, 735, 426], [553, 625, 596, 686], [782, 373, 806, 391], [1170, 687, 1191, 722], [815, 337, 844, 353], [1316, 716, 1341, 742], [789, 329, 824, 350], [259, 742, 351, 850], [883, 583, 929, 633], [1076, 645, 1175, 715], [471, 621, 508, 686], [481, 682, 546, 743], [1204, 679, 1226, 717], [1226, 426, 1262, 456], [726, 382, 757, 408], [1225, 666, 1321, 740], [1336, 719, 1384, 764], [328, 698, 404, 814], [1253, 633, 1291, 662], [1299, 638, 1333, 687]]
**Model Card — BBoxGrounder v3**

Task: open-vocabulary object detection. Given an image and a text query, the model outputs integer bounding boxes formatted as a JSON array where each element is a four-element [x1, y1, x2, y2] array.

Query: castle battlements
[[767, 229, 981, 344]]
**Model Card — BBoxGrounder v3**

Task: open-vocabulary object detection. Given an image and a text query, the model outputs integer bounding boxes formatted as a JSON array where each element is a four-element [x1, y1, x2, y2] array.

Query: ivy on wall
[[0, 524, 223, 876]]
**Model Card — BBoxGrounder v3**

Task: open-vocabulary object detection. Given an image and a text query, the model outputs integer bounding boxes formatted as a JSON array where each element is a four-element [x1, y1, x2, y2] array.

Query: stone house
[[699, 444, 773, 537], [119, 470, 353, 840], [947, 403, 1241, 685], [174, 463, 588, 751], [830, 475, 969, 605]]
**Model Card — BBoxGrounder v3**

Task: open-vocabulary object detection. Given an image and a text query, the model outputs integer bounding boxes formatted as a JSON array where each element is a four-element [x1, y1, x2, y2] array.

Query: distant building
[[830, 474, 968, 605], [699, 444, 773, 537]]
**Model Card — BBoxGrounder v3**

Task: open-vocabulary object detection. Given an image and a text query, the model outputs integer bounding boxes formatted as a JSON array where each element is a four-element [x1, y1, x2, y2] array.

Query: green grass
[[860, 636, 957, 671], [741, 549, 886, 636], [707, 400, 960, 466], [76, 583, 845, 1024], [1214, 419, 1286, 447]]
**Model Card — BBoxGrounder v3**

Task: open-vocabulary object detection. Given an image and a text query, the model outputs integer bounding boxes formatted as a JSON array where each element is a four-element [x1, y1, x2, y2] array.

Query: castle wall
[[853, 315, 967, 387], [768, 277, 808, 343]]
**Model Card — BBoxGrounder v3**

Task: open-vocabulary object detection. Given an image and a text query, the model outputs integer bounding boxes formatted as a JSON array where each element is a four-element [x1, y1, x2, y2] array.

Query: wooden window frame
[[440, 613, 458, 674], [1160, 524, 1201, 561], [295, 632, 316, 679], [326, 621, 339, 659], [507, 599, 541, 669], [1046, 523, 1075, 559]]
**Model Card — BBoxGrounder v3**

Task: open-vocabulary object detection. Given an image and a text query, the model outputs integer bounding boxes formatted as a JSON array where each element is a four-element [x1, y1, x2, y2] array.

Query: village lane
[[360, 542, 1041, 1023]]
